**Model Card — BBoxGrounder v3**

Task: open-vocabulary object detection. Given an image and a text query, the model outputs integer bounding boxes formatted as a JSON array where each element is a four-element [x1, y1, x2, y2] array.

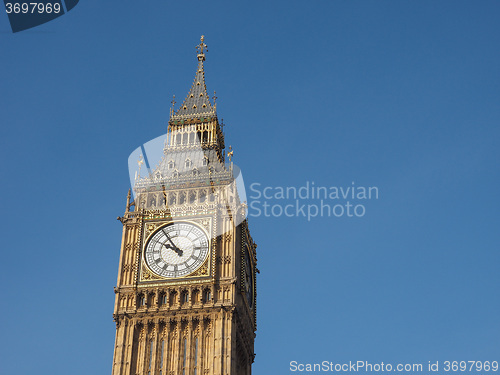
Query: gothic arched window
[[138, 294, 145, 307], [199, 189, 206, 203], [192, 289, 200, 304], [169, 193, 176, 205], [204, 289, 211, 303], [179, 192, 186, 205], [169, 291, 177, 306], [181, 291, 189, 304]]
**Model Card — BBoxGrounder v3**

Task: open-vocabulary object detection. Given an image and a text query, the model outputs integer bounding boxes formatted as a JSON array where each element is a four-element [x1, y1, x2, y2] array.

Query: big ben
[[111, 37, 258, 375]]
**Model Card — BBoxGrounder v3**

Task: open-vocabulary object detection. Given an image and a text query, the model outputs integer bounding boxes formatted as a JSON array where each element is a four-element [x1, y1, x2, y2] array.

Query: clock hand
[[167, 239, 183, 256], [161, 230, 183, 256], [161, 242, 183, 256]]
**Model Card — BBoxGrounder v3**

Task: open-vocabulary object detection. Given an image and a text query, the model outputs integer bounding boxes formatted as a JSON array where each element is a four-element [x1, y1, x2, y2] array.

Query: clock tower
[[111, 37, 257, 375]]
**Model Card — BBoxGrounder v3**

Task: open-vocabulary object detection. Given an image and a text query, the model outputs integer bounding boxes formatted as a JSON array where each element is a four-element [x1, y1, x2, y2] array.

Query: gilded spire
[[170, 36, 215, 121]]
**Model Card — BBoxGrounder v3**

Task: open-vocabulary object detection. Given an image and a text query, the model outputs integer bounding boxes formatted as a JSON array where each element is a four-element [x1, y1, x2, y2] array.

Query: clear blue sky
[[1, 1, 499, 374]]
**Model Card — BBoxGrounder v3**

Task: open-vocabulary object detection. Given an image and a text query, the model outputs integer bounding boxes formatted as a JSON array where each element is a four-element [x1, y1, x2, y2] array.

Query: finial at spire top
[[212, 90, 217, 110], [196, 35, 208, 61], [170, 95, 176, 116]]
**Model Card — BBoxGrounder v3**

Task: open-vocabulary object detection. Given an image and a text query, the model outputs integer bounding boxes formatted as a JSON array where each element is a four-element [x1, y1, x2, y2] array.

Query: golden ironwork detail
[[189, 259, 209, 277], [141, 264, 163, 281]]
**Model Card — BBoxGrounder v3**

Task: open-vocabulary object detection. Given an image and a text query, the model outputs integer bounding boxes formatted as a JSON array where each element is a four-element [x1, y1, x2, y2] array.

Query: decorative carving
[[142, 264, 163, 281], [189, 260, 209, 277], [199, 218, 211, 231], [171, 324, 178, 339], [139, 326, 146, 342], [145, 210, 173, 220], [216, 256, 231, 264], [123, 264, 132, 272]]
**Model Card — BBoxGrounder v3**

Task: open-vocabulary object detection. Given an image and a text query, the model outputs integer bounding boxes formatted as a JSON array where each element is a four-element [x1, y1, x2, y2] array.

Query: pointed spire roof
[[171, 36, 216, 121]]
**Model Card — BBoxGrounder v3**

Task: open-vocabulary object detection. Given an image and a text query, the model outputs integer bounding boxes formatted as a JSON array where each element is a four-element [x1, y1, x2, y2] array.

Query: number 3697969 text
[[5, 3, 62, 14]]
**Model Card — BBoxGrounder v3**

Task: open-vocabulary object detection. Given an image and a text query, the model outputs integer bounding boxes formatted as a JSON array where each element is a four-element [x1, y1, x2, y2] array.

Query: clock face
[[244, 247, 254, 308], [144, 222, 210, 278]]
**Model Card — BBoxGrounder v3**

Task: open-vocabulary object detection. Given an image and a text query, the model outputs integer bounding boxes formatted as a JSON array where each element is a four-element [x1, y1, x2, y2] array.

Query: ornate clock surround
[[139, 215, 216, 284]]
